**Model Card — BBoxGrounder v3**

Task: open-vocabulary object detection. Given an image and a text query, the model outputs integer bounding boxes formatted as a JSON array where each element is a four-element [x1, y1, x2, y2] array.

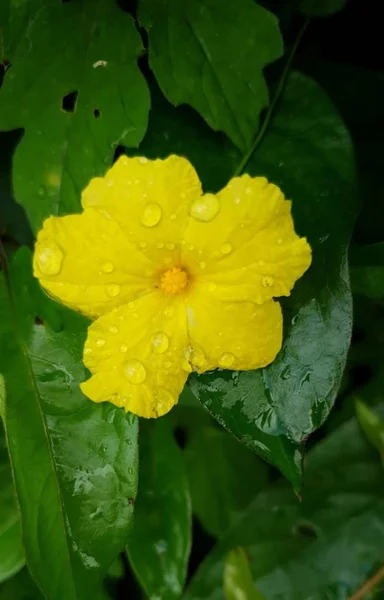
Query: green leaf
[[0, 568, 43, 600], [185, 414, 384, 600], [224, 548, 266, 600], [127, 418, 191, 600], [300, 0, 347, 17], [356, 400, 384, 462], [130, 70, 356, 487], [0, 422, 24, 584], [184, 427, 269, 537], [0, 0, 50, 62], [139, 0, 283, 151], [0, 248, 139, 600], [0, 0, 150, 233]]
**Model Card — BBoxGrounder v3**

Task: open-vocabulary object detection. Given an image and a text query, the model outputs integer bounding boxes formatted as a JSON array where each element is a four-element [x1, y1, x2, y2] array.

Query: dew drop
[[208, 282, 217, 292], [220, 242, 232, 255], [36, 243, 64, 276], [277, 238, 283, 245], [139, 241, 147, 249], [128, 301, 136, 309], [109, 325, 118, 334], [120, 344, 128, 353], [188, 244, 195, 251], [96, 338, 105, 347], [106, 284, 121, 297], [157, 242, 165, 249], [101, 261, 114, 273], [199, 261, 206, 269], [141, 202, 162, 227], [261, 276, 274, 288], [138, 157, 148, 164], [152, 331, 169, 354], [163, 306, 174, 318], [84, 347, 92, 355], [190, 194, 220, 222], [219, 353, 235, 368], [235, 197, 241, 205], [185, 345, 206, 368], [124, 359, 146, 384], [170, 213, 177, 220], [245, 187, 252, 195], [154, 387, 174, 413], [166, 242, 175, 250]]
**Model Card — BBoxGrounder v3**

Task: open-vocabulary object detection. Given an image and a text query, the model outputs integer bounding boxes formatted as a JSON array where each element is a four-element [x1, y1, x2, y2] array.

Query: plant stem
[[234, 17, 310, 176], [348, 566, 384, 600]]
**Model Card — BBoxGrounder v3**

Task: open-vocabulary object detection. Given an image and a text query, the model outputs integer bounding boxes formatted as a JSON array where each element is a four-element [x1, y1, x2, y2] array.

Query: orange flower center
[[160, 267, 189, 295]]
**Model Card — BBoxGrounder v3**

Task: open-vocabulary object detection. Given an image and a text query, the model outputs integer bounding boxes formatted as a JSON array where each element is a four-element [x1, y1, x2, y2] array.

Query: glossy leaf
[[130, 70, 356, 487], [127, 419, 191, 600], [0, 248, 139, 600], [0, 0, 150, 233], [0, 423, 24, 584], [224, 548, 266, 600], [140, 0, 283, 151], [356, 400, 384, 461], [185, 415, 384, 600], [184, 427, 269, 537], [300, 0, 347, 17]]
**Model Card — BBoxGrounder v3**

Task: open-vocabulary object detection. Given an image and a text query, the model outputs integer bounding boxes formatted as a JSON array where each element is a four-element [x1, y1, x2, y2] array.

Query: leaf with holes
[[0, 248, 139, 600], [127, 419, 191, 600], [0, 0, 150, 233], [139, 0, 283, 151], [185, 414, 384, 600], [132, 71, 357, 488]]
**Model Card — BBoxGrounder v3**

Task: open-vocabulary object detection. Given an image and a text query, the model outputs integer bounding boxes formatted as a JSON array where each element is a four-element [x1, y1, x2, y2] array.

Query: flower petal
[[185, 284, 283, 372], [183, 175, 311, 303], [81, 155, 202, 266], [80, 292, 190, 418], [33, 209, 155, 318]]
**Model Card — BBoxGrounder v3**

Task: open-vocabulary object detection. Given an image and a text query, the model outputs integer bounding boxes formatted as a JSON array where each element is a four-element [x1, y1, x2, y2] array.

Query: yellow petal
[[185, 284, 283, 372], [81, 155, 202, 266], [183, 175, 311, 303], [33, 210, 156, 318], [80, 292, 190, 418]]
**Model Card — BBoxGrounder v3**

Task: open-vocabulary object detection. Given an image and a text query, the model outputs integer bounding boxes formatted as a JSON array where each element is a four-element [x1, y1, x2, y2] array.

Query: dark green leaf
[[350, 266, 384, 300], [356, 400, 384, 461], [127, 419, 191, 600], [300, 0, 347, 17], [0, 568, 43, 600], [0, 248, 139, 600], [184, 427, 270, 537], [185, 415, 384, 600], [131, 70, 356, 487], [224, 548, 266, 600], [0, 0, 150, 233], [139, 0, 283, 151], [0, 0, 50, 62], [0, 421, 24, 584]]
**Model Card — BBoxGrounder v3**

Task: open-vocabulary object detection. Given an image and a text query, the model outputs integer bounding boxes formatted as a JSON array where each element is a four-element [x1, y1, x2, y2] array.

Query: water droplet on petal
[[261, 276, 274, 288], [235, 197, 241, 205], [188, 244, 194, 251], [190, 194, 220, 222], [84, 347, 92, 355], [138, 157, 148, 164], [101, 261, 114, 273], [139, 241, 147, 249], [163, 306, 174, 318], [245, 187, 252, 195], [154, 387, 174, 413], [219, 352, 235, 368], [199, 261, 206, 269], [208, 282, 217, 292], [185, 345, 206, 369], [96, 338, 105, 347], [157, 242, 165, 249], [106, 284, 121, 297], [36, 243, 64, 275], [152, 331, 169, 354], [128, 302, 136, 309], [166, 242, 175, 250], [170, 213, 177, 220], [277, 238, 283, 245], [141, 203, 162, 227], [120, 344, 128, 353], [124, 359, 146, 384], [109, 325, 118, 334], [220, 242, 232, 255]]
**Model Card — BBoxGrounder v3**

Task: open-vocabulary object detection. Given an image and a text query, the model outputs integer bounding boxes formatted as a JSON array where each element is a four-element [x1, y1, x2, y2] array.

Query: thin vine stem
[[234, 17, 310, 176], [348, 566, 384, 600]]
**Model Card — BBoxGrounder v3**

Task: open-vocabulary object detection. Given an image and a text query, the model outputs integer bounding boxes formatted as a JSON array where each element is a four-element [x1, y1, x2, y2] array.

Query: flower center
[[160, 267, 188, 295]]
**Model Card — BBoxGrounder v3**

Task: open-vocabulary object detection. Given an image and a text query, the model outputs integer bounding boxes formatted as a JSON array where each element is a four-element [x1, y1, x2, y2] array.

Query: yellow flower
[[33, 155, 311, 418]]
